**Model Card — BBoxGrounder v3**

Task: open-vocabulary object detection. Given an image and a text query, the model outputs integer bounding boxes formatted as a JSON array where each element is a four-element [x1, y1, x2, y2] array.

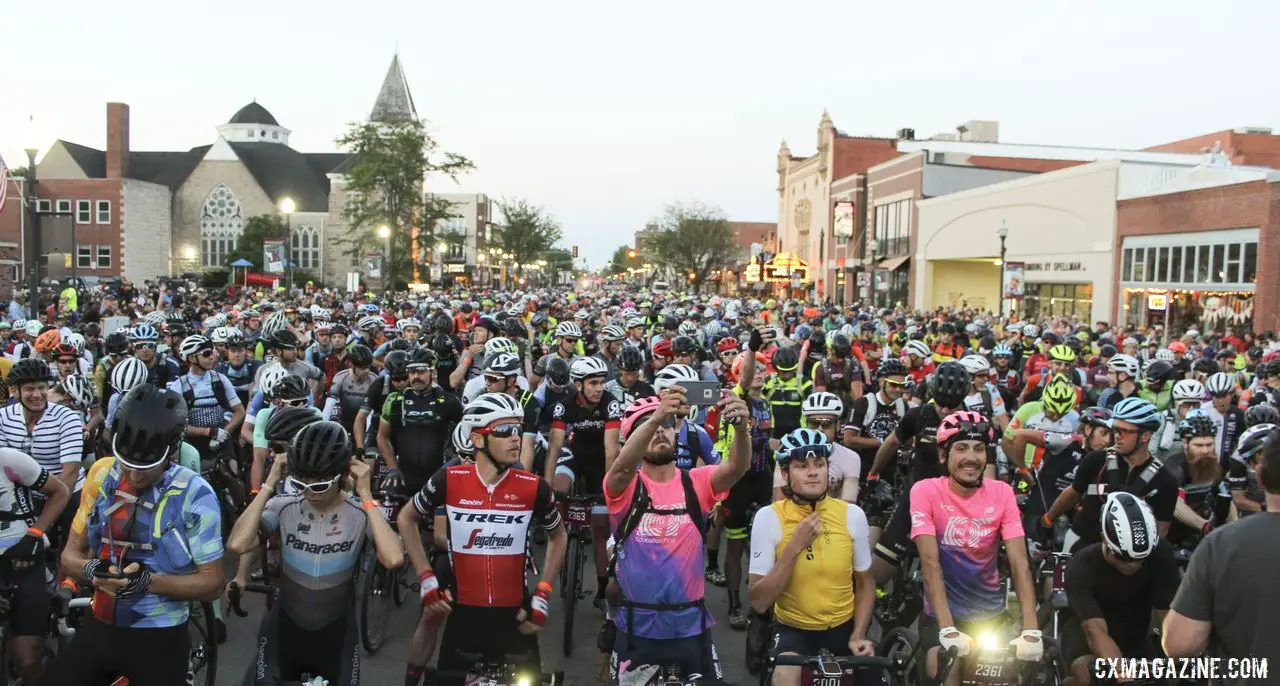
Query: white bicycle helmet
[[905, 340, 932, 359], [1206, 372, 1236, 396], [653, 363, 700, 392], [209, 327, 231, 344], [1022, 324, 1040, 338], [677, 321, 700, 338], [64, 332, 86, 355], [109, 357, 149, 394], [452, 422, 475, 457], [1101, 492, 1158, 561], [1172, 379, 1206, 403], [1154, 348, 1175, 362], [129, 323, 160, 342], [178, 335, 212, 359], [143, 311, 167, 328], [600, 325, 626, 342], [60, 374, 97, 410], [258, 364, 290, 398], [625, 317, 646, 330], [311, 306, 331, 321], [203, 313, 228, 330], [261, 312, 290, 339], [959, 354, 990, 376], [461, 392, 525, 429], [801, 392, 843, 418], [1107, 354, 1141, 379], [483, 337, 520, 357], [570, 356, 609, 381], [555, 321, 583, 339], [397, 317, 422, 333]]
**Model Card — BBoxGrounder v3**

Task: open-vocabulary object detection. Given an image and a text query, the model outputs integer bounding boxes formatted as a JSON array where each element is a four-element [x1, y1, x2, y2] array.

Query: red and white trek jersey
[[412, 463, 560, 607]]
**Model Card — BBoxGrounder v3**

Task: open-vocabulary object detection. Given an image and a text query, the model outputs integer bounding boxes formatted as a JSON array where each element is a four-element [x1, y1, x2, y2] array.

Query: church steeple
[[370, 54, 418, 123]]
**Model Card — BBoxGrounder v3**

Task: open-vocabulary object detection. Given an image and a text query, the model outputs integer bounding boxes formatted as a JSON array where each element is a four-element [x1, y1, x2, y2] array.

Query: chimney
[[106, 102, 130, 179]]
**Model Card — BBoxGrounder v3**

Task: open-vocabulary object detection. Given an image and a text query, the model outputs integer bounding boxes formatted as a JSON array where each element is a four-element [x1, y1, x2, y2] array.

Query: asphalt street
[[214, 553, 753, 685]]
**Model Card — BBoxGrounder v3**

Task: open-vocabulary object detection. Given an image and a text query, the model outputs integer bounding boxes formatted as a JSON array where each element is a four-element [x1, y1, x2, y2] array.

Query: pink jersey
[[605, 466, 726, 639], [908, 476, 1023, 621]]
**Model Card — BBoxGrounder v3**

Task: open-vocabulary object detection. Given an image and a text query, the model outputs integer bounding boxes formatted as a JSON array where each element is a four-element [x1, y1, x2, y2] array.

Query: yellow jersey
[[749, 496, 871, 630]]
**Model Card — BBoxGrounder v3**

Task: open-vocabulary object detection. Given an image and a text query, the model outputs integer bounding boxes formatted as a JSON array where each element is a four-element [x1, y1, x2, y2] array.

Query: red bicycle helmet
[[652, 339, 674, 359], [716, 337, 740, 354]]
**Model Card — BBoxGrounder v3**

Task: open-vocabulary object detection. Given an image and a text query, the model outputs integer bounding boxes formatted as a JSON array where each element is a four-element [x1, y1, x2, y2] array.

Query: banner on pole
[[1002, 261, 1026, 299], [264, 239, 285, 274]]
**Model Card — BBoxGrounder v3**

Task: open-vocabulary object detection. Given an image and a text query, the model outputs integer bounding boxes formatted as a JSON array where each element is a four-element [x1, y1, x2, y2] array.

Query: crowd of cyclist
[[0, 286, 1276, 685]]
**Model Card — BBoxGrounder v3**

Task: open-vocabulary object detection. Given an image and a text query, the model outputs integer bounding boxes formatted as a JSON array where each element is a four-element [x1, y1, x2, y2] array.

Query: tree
[[9, 166, 28, 179], [606, 245, 632, 276], [649, 200, 736, 293], [225, 214, 287, 271], [337, 119, 473, 290], [493, 198, 563, 276]]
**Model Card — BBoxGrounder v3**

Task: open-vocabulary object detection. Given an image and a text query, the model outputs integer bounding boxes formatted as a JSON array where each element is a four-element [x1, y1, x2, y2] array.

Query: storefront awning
[[876, 255, 909, 272], [757, 252, 810, 284]]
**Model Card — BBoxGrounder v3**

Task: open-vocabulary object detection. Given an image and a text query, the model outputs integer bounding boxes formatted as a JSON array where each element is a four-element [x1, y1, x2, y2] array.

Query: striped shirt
[[0, 402, 85, 478]]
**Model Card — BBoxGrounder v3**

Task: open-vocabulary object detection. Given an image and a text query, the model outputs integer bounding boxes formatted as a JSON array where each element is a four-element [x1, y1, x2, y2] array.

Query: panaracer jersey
[[748, 497, 872, 631], [412, 463, 560, 608], [72, 456, 224, 628], [260, 492, 367, 630]]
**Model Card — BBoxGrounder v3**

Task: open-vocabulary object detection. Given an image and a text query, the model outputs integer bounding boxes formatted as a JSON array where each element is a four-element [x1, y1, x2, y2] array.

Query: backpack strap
[[606, 477, 651, 578], [861, 393, 879, 431], [680, 468, 706, 543]]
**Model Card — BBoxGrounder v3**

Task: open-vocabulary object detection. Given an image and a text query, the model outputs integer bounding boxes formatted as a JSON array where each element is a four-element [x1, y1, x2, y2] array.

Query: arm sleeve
[[846, 397, 868, 435], [252, 408, 271, 450], [0, 448, 45, 488], [746, 507, 781, 576], [895, 407, 920, 443], [380, 394, 397, 423], [411, 468, 448, 518], [1072, 450, 1104, 494], [1149, 476, 1178, 523], [1065, 550, 1104, 621], [533, 478, 562, 531], [846, 504, 872, 572]]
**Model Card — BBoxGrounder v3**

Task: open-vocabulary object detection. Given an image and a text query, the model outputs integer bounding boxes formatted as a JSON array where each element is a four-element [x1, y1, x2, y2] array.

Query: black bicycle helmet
[[931, 361, 971, 409], [270, 329, 303, 350], [1145, 360, 1174, 385], [531, 312, 548, 328], [1193, 358, 1219, 376], [1179, 412, 1218, 440], [271, 374, 309, 401], [808, 329, 826, 351], [7, 358, 54, 386], [546, 357, 571, 387], [830, 333, 852, 358], [1099, 344, 1117, 358], [111, 384, 188, 468], [407, 347, 438, 369], [662, 315, 679, 332], [384, 351, 409, 378], [388, 337, 414, 353], [672, 335, 699, 356], [430, 333, 457, 360], [474, 316, 501, 336], [265, 406, 323, 446], [878, 357, 908, 378], [1246, 404, 1280, 427], [503, 318, 526, 339], [772, 346, 799, 372], [618, 346, 645, 372], [347, 345, 374, 368], [938, 322, 956, 336], [288, 421, 352, 478], [104, 331, 130, 355], [432, 313, 454, 335], [1078, 406, 1113, 429]]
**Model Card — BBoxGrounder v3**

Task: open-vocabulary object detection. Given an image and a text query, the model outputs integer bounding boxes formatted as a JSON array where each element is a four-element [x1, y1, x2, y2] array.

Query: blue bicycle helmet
[[992, 343, 1014, 358], [775, 428, 832, 467], [1111, 396, 1162, 431]]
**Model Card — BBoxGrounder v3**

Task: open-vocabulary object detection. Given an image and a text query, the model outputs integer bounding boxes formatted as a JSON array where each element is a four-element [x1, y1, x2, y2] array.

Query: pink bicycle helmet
[[621, 396, 663, 440], [936, 410, 995, 448]]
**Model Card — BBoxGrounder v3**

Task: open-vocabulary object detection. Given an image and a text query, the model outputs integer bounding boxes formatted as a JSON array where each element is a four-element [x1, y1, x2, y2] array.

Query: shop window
[[1244, 243, 1258, 282], [1226, 243, 1241, 283], [1122, 248, 1133, 281], [1196, 246, 1210, 282], [1210, 244, 1225, 283], [1132, 248, 1145, 281], [1156, 247, 1168, 282], [1170, 247, 1182, 284]]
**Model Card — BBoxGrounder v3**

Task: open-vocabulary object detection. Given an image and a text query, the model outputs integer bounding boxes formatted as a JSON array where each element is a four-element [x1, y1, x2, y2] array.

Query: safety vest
[[84, 459, 204, 582]]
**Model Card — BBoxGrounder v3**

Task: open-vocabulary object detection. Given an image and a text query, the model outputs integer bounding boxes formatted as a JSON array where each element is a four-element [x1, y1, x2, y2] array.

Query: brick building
[[13, 55, 420, 288], [1147, 127, 1280, 168], [1115, 170, 1280, 335]]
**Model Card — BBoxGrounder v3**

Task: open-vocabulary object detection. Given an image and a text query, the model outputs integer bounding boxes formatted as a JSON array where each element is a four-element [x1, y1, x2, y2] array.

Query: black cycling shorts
[[1059, 614, 1158, 665], [611, 631, 723, 685], [771, 618, 886, 686], [436, 604, 541, 686], [722, 470, 773, 535], [873, 487, 915, 565], [561, 453, 605, 497], [42, 615, 190, 686], [246, 605, 360, 685], [0, 561, 48, 637]]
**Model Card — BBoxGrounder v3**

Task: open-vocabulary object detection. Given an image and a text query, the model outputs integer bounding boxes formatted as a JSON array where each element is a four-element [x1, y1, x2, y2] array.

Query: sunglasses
[[788, 445, 833, 461], [484, 375, 507, 385], [641, 414, 677, 431], [476, 423, 522, 439], [134, 342, 156, 350], [390, 375, 408, 383], [198, 349, 216, 358], [882, 378, 908, 387], [806, 418, 836, 428], [288, 474, 342, 494], [280, 397, 307, 408], [57, 358, 78, 365]]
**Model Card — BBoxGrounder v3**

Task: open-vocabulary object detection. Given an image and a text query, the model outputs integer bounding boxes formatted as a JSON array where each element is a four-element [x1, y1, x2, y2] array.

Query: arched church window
[[200, 185, 244, 267]]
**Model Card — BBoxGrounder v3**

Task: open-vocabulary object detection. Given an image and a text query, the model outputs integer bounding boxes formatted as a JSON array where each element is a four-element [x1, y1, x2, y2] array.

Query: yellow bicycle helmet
[[1048, 344, 1077, 363], [1041, 375, 1078, 416]]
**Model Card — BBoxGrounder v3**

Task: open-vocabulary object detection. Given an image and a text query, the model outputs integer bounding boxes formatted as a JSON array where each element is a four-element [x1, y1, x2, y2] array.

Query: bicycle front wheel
[[188, 601, 218, 686], [561, 535, 581, 657], [360, 553, 393, 653]]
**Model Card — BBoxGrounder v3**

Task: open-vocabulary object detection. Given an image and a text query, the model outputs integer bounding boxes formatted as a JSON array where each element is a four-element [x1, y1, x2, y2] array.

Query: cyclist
[[844, 358, 909, 466], [377, 347, 464, 497], [170, 334, 245, 464], [1202, 371, 1246, 469], [1010, 406, 1111, 538], [400, 393, 566, 686], [217, 330, 263, 406], [544, 356, 619, 610], [323, 344, 377, 437], [1139, 360, 1176, 412], [1062, 493, 1178, 686], [909, 411, 1042, 686], [481, 352, 541, 470], [773, 393, 860, 502], [763, 346, 811, 439], [228, 420, 402, 686], [129, 323, 180, 388], [1003, 375, 1080, 475], [1225, 422, 1276, 516], [604, 345, 656, 408], [531, 321, 582, 390], [1153, 379, 1209, 460], [1167, 411, 1235, 543], [595, 324, 627, 381], [606, 386, 750, 684], [1018, 344, 1082, 405], [929, 322, 965, 363], [867, 361, 971, 584], [812, 333, 862, 410], [749, 427, 875, 686], [1043, 397, 1178, 552], [353, 350, 407, 457], [50, 384, 225, 686], [1097, 354, 1142, 410], [990, 343, 1022, 410], [254, 329, 324, 400]]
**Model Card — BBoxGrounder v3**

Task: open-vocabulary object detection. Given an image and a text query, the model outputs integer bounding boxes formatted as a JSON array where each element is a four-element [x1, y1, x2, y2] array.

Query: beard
[[643, 444, 677, 466]]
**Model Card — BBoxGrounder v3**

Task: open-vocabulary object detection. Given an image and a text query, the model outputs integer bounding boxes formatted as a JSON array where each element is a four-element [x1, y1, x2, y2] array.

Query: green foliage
[[337, 119, 473, 289], [9, 166, 29, 179], [198, 269, 230, 288], [493, 198, 563, 274], [607, 245, 632, 276], [225, 214, 287, 271], [649, 201, 736, 293], [543, 248, 574, 273]]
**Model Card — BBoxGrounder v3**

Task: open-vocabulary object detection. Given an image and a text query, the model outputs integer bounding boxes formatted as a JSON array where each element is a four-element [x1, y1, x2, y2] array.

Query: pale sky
[[4, 0, 1279, 266]]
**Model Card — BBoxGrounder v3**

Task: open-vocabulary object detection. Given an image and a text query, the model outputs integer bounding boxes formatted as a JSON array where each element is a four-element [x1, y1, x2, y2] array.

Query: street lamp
[[23, 116, 42, 307], [377, 224, 391, 295], [278, 196, 295, 290], [997, 221, 1009, 318]]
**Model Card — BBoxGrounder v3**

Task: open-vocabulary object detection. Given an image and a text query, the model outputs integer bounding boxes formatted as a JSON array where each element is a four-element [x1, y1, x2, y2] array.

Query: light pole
[[377, 224, 391, 296], [868, 239, 880, 306], [278, 196, 295, 290], [23, 144, 40, 308], [997, 221, 1009, 318]]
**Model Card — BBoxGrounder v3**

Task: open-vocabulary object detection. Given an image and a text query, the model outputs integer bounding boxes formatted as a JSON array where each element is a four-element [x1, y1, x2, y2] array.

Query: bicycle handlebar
[[228, 580, 277, 617], [772, 653, 896, 668]]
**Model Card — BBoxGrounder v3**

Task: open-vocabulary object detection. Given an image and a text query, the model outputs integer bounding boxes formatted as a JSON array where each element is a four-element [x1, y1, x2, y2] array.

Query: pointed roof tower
[[370, 54, 418, 122]]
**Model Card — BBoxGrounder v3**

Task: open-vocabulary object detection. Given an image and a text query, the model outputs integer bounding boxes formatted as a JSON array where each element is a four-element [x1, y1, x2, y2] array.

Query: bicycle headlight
[[516, 677, 532, 686], [977, 630, 1000, 653]]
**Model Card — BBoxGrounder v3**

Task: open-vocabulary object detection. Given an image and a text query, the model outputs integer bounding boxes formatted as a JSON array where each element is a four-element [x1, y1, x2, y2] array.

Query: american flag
[[0, 153, 9, 215]]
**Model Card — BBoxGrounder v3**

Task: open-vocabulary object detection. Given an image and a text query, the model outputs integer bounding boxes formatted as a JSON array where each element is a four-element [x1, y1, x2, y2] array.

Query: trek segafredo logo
[[449, 507, 532, 554]]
